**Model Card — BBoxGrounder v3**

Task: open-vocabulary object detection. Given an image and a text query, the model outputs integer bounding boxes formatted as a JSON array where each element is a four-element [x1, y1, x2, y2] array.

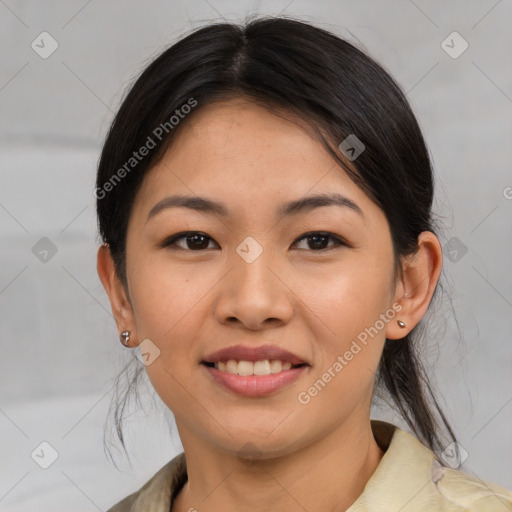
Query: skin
[[97, 98, 443, 512]]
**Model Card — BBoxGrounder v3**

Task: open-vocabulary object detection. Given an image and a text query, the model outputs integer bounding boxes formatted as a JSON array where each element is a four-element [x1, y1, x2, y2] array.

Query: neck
[[172, 417, 385, 512]]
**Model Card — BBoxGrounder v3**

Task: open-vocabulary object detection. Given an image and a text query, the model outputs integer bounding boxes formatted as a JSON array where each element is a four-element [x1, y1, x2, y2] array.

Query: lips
[[202, 344, 308, 366], [200, 344, 310, 397]]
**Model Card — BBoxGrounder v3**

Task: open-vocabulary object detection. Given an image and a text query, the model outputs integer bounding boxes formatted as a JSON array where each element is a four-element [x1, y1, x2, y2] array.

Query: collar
[[113, 419, 512, 511]]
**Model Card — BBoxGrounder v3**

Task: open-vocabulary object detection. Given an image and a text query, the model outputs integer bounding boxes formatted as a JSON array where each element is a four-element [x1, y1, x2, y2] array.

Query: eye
[[292, 231, 347, 251], [160, 231, 218, 251], [160, 231, 348, 252]]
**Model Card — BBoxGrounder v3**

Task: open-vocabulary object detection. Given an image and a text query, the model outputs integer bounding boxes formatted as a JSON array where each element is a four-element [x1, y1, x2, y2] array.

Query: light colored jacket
[[106, 420, 512, 511]]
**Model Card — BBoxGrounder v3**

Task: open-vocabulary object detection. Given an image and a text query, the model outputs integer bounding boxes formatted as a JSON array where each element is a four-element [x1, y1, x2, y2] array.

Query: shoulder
[[391, 424, 512, 511], [350, 420, 512, 511], [436, 464, 512, 511], [105, 452, 187, 512]]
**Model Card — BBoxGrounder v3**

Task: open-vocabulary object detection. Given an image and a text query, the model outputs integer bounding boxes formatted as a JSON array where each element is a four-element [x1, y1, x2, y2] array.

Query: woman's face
[[122, 98, 401, 458]]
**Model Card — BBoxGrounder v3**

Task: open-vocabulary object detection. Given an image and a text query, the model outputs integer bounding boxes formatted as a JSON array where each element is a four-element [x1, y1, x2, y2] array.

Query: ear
[[97, 244, 138, 345], [386, 231, 443, 340]]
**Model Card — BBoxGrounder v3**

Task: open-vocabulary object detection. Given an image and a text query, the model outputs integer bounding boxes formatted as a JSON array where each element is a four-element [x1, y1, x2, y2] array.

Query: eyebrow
[[146, 192, 363, 222]]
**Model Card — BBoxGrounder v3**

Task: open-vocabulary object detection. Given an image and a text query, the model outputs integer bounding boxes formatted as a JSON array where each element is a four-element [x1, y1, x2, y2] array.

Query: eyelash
[[160, 231, 349, 252]]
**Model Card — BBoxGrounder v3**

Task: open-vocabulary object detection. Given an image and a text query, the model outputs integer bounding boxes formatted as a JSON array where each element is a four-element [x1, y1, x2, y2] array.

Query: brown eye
[[160, 231, 348, 252], [161, 232, 217, 251], [292, 232, 347, 251]]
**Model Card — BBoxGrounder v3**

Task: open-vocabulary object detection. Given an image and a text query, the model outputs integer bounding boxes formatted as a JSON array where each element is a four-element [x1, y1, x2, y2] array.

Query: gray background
[[1, 0, 511, 510]]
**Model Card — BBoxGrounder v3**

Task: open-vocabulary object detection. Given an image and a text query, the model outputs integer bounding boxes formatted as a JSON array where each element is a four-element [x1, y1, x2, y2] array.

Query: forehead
[[127, 98, 390, 235], [138, 99, 363, 200]]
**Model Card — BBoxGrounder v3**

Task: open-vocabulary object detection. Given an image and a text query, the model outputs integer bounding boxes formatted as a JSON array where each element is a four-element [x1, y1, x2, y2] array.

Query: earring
[[120, 330, 131, 347], [397, 320, 406, 328]]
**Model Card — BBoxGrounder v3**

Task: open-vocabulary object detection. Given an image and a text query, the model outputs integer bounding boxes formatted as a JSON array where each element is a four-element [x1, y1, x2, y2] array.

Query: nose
[[213, 247, 294, 330]]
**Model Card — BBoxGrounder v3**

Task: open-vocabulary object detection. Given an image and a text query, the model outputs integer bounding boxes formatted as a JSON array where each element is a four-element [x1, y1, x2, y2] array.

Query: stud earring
[[120, 330, 131, 347], [397, 320, 406, 328]]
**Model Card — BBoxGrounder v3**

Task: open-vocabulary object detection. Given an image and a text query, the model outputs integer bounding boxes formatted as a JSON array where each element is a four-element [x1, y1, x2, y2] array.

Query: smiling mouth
[[201, 360, 307, 376]]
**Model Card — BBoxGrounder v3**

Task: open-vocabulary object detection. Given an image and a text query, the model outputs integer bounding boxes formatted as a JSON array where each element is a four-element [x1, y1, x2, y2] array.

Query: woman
[[96, 16, 512, 512]]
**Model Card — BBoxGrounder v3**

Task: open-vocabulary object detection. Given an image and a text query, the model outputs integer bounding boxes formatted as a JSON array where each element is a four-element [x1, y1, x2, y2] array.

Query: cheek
[[304, 256, 393, 332], [296, 256, 393, 384], [293, 278, 388, 419], [128, 252, 201, 336], [127, 263, 209, 411], [126, 261, 206, 401]]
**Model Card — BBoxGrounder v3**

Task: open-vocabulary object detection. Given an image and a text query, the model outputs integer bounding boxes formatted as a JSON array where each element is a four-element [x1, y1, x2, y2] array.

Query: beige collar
[[109, 419, 512, 511]]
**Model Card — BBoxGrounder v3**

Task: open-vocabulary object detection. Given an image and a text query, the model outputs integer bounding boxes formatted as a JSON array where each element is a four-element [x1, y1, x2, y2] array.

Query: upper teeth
[[215, 359, 293, 375]]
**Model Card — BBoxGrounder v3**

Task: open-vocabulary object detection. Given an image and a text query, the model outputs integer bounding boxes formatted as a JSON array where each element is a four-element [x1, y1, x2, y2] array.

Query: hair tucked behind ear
[[97, 15, 459, 463]]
